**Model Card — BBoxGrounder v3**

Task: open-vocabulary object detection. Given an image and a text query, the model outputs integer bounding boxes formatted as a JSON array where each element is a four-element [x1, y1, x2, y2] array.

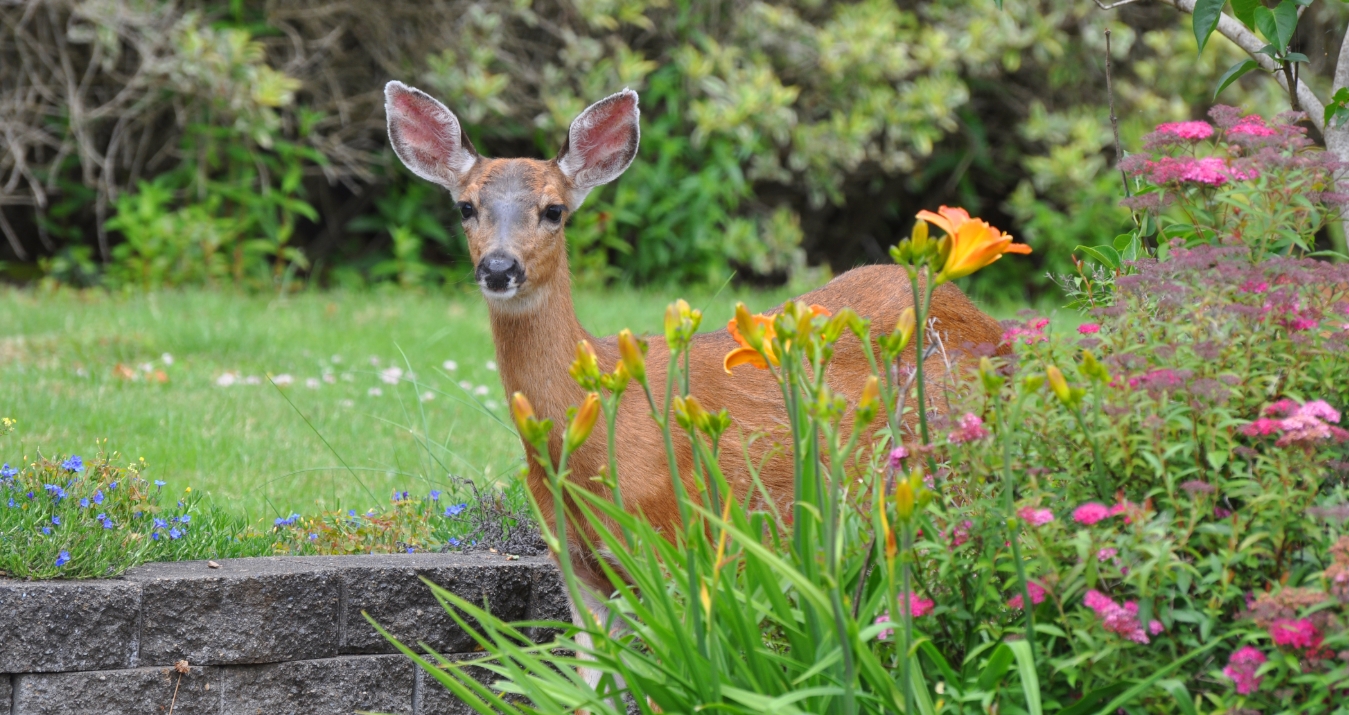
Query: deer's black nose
[[476, 253, 525, 293]]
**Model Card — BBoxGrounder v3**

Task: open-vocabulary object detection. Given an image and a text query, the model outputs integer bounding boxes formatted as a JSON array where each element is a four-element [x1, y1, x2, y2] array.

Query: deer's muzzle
[[476, 253, 526, 297]]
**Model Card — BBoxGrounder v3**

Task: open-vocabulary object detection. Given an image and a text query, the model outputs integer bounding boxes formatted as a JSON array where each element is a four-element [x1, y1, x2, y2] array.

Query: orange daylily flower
[[916, 206, 1031, 283], [723, 303, 830, 373]]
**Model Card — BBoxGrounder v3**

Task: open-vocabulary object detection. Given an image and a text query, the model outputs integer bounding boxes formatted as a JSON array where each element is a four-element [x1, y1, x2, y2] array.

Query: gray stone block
[[297, 553, 539, 656], [123, 557, 341, 666], [220, 655, 413, 715], [528, 560, 571, 642], [1, 675, 11, 715], [0, 579, 141, 672], [12, 665, 222, 715], [416, 653, 503, 715]]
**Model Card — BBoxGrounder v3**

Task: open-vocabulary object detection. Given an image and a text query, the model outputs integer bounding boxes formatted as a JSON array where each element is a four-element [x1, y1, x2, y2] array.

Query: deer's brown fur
[[385, 82, 1006, 593]]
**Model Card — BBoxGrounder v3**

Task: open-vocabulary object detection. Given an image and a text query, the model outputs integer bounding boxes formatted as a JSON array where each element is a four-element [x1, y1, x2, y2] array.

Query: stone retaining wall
[[0, 553, 568, 714]]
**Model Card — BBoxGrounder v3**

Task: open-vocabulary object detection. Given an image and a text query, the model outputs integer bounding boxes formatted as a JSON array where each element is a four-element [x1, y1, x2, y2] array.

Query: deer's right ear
[[555, 89, 640, 201], [385, 81, 478, 192]]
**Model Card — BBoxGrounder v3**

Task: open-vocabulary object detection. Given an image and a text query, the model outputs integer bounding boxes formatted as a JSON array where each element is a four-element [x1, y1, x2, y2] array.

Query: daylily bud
[[672, 395, 693, 430], [1046, 366, 1079, 407], [881, 502, 897, 559], [1022, 375, 1046, 392], [601, 360, 631, 395], [704, 408, 732, 440], [979, 356, 1006, 394], [933, 235, 952, 278], [683, 395, 710, 432], [617, 329, 647, 385], [564, 392, 601, 451], [855, 375, 880, 426], [890, 240, 913, 266], [911, 219, 930, 253], [896, 307, 916, 350], [664, 299, 701, 350], [734, 303, 763, 350], [569, 340, 601, 391], [512, 392, 553, 444], [511, 391, 535, 429], [895, 479, 915, 521], [1080, 350, 1110, 384], [822, 308, 858, 344]]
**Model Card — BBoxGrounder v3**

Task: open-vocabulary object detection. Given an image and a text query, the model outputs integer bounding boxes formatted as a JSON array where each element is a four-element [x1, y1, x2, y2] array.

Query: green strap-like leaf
[[1007, 640, 1043, 715], [1075, 244, 1121, 270]]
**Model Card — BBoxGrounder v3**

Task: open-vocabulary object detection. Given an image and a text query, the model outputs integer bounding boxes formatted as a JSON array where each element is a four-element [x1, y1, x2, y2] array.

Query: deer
[[384, 81, 1008, 617]]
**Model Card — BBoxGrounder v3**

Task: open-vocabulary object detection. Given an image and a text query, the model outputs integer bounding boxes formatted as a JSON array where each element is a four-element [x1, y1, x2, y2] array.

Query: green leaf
[[1157, 679, 1197, 715], [1007, 641, 1043, 715], [1093, 637, 1232, 714], [978, 643, 1016, 692], [1231, 0, 1260, 27], [1215, 59, 1260, 98], [1192, 0, 1226, 53], [1285, 51, 1309, 62], [1272, 0, 1298, 51], [1254, 6, 1278, 44], [1112, 233, 1135, 251], [1058, 683, 1129, 715], [1075, 244, 1121, 270]]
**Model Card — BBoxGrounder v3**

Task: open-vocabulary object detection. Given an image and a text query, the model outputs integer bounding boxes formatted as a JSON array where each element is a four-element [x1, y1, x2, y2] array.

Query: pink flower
[[1002, 318, 1049, 345], [948, 519, 973, 548], [1073, 503, 1111, 525], [1097, 547, 1118, 562], [874, 613, 893, 640], [1241, 418, 1284, 437], [1181, 157, 1235, 186], [902, 592, 935, 618], [887, 446, 909, 470], [1018, 507, 1054, 527], [1265, 399, 1301, 418], [1077, 323, 1100, 335], [1222, 646, 1267, 695], [1149, 620, 1164, 635], [1154, 120, 1214, 141], [1083, 590, 1150, 643], [948, 413, 989, 444], [1229, 116, 1277, 137], [1270, 618, 1323, 649], [1007, 581, 1047, 610], [1301, 400, 1342, 423], [1239, 280, 1269, 294]]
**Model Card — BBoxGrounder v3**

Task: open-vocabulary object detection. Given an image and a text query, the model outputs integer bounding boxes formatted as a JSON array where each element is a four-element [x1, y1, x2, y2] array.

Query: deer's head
[[385, 81, 639, 311]]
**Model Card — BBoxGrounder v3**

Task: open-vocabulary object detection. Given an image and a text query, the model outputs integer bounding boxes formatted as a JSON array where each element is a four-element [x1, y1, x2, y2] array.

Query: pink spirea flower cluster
[[1241, 398, 1348, 446], [1229, 114, 1277, 138], [1018, 507, 1054, 527], [1073, 503, 1111, 525], [1077, 323, 1100, 335], [948, 519, 973, 549], [1120, 155, 1259, 187], [1097, 547, 1118, 562], [1154, 120, 1214, 141], [1007, 580, 1046, 610], [1269, 618, 1322, 650], [1002, 317, 1049, 345], [1083, 590, 1156, 643], [887, 446, 908, 470], [1222, 646, 1267, 695], [948, 413, 989, 444], [876, 593, 936, 638]]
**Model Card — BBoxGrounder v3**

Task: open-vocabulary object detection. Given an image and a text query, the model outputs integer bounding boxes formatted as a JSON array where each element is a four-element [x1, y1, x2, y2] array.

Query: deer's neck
[[487, 272, 592, 421]]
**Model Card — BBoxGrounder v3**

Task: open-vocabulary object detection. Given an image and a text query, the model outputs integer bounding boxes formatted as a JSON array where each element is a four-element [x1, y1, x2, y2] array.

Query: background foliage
[[2, 0, 1339, 301]]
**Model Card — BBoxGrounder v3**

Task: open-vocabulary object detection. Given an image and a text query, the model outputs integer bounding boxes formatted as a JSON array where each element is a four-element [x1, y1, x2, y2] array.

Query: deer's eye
[[457, 202, 476, 220], [542, 205, 565, 224]]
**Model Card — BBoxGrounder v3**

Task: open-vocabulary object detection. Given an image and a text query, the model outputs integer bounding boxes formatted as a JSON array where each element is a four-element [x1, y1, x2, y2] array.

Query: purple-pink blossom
[[1229, 115, 1277, 137], [1007, 580, 1046, 610], [1018, 507, 1054, 527], [887, 446, 909, 470], [1269, 618, 1323, 650], [1083, 589, 1150, 643], [902, 592, 934, 618], [1077, 323, 1100, 335], [1154, 120, 1214, 141], [1073, 503, 1111, 525], [1222, 646, 1267, 695], [874, 613, 893, 640], [948, 519, 973, 549], [948, 413, 989, 444], [1246, 398, 1346, 447], [1097, 547, 1118, 562], [1002, 318, 1049, 345]]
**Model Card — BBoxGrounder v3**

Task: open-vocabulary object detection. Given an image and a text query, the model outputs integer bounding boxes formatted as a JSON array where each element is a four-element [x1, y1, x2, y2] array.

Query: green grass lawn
[[0, 285, 806, 519], [0, 283, 1053, 522]]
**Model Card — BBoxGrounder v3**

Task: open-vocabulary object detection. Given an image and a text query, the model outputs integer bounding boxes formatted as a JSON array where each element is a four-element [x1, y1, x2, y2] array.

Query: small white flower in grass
[[76, 367, 89, 378], [368, 387, 383, 397], [485, 360, 497, 371], [139, 362, 154, 373], [483, 400, 498, 410], [474, 385, 489, 396], [305, 378, 321, 389], [322, 373, 336, 384], [244, 375, 262, 385], [369, 356, 380, 366], [458, 380, 473, 391], [442, 360, 458, 372], [379, 367, 403, 385], [341, 373, 354, 382], [331, 354, 343, 364], [272, 374, 295, 386], [161, 353, 174, 365], [420, 391, 435, 402], [339, 399, 354, 408], [216, 372, 238, 387]]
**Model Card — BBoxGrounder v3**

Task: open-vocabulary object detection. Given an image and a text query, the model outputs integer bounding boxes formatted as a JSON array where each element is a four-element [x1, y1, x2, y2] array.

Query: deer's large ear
[[385, 81, 478, 192], [555, 89, 640, 199]]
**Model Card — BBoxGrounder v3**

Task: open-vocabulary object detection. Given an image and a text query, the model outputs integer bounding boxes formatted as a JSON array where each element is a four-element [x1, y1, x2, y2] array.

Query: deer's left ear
[[555, 89, 640, 201]]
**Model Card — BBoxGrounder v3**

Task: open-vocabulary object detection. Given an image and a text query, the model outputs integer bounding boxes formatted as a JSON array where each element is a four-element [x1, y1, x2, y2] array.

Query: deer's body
[[385, 82, 1006, 594]]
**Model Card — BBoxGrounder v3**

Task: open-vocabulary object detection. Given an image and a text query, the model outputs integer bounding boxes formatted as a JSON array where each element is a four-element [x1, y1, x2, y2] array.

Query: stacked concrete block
[[0, 553, 566, 714]]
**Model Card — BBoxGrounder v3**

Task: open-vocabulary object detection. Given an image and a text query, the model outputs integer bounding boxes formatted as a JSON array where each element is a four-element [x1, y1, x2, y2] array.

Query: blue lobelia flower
[[51, 515, 60, 526], [153, 518, 168, 530], [430, 490, 441, 501], [347, 509, 357, 517], [103, 519, 114, 530], [55, 551, 70, 567], [7, 498, 14, 508], [95, 512, 106, 521], [448, 537, 460, 546], [44, 484, 66, 501], [93, 490, 104, 505], [308, 533, 318, 541], [61, 456, 83, 472], [444, 503, 467, 517], [179, 514, 191, 523], [0, 463, 16, 479], [80, 498, 90, 508], [109, 482, 117, 490], [169, 528, 182, 540], [154, 480, 166, 488], [151, 532, 160, 541], [41, 527, 51, 535]]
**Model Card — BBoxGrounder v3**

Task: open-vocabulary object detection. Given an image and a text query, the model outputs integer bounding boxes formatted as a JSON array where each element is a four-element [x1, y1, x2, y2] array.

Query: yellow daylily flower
[[723, 304, 831, 373], [916, 206, 1031, 283]]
